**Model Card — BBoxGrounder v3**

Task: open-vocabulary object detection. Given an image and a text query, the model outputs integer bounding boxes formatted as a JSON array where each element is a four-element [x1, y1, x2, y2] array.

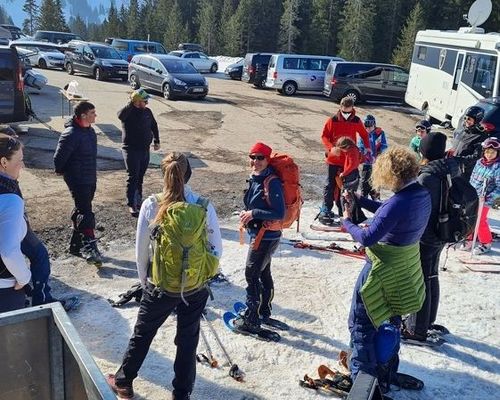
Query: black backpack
[[436, 174, 479, 243]]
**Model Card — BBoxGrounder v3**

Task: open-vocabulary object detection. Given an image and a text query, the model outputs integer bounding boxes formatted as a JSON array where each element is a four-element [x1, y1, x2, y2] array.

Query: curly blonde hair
[[372, 147, 419, 192]]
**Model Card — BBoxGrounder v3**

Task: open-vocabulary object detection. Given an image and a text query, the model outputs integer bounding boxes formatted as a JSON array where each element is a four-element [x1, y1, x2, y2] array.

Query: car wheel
[[129, 74, 140, 89], [343, 89, 360, 104], [258, 77, 266, 88], [210, 63, 218, 73], [66, 63, 74, 75], [38, 59, 47, 69], [282, 81, 297, 96], [94, 67, 104, 81], [163, 83, 174, 100]]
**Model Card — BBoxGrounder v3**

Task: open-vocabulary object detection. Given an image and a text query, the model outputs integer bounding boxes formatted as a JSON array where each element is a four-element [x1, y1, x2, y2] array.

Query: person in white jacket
[[0, 134, 30, 313], [107, 152, 222, 400]]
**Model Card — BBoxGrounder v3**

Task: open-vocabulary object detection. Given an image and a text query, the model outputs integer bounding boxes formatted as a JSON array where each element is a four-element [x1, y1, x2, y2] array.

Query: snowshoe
[[223, 311, 280, 342], [428, 323, 450, 335], [391, 372, 424, 391], [401, 331, 445, 347], [233, 301, 290, 331]]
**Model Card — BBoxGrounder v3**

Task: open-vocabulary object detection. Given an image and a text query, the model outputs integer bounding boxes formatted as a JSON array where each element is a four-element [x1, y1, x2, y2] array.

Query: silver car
[[265, 54, 344, 95], [10, 40, 65, 69], [168, 50, 218, 73]]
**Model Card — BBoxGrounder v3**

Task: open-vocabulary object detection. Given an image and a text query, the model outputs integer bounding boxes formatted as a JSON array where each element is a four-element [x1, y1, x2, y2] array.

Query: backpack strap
[[254, 174, 280, 250], [196, 196, 209, 210]]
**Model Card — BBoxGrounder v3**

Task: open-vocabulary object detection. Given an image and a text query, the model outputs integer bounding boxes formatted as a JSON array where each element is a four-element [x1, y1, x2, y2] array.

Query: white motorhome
[[405, 27, 499, 128]]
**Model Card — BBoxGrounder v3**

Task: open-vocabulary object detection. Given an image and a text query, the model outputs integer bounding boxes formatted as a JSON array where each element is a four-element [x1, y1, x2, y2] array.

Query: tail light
[[481, 121, 495, 132], [249, 66, 255, 74], [330, 78, 337, 86], [273, 71, 277, 79], [17, 64, 23, 91]]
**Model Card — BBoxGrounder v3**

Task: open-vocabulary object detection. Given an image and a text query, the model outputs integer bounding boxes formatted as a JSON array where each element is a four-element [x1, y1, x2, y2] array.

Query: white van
[[265, 54, 344, 95]]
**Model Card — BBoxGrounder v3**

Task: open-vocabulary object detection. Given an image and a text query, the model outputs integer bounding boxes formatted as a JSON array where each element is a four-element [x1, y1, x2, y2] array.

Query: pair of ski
[[284, 239, 366, 260], [223, 301, 289, 342], [457, 255, 500, 273]]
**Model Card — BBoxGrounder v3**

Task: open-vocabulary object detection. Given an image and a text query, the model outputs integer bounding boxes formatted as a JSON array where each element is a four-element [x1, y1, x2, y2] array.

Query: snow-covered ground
[[52, 201, 500, 399]]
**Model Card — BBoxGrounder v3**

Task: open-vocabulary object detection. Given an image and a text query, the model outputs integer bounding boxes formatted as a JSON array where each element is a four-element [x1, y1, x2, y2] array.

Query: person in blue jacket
[[238, 142, 285, 334], [342, 147, 431, 393], [357, 114, 388, 199]]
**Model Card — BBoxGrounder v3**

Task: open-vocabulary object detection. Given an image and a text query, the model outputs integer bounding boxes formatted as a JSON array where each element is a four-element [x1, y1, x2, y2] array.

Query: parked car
[[454, 97, 500, 137], [110, 39, 167, 62], [10, 40, 65, 69], [33, 30, 82, 44], [242, 53, 273, 83], [265, 54, 344, 95], [65, 42, 129, 81], [0, 45, 28, 123], [224, 59, 243, 80], [168, 50, 218, 73], [0, 24, 25, 41], [323, 61, 409, 104], [178, 43, 204, 52], [253, 62, 269, 89], [128, 54, 208, 100]]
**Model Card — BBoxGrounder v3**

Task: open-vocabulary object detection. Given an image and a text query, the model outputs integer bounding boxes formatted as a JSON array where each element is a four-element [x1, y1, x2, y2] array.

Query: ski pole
[[197, 325, 218, 368], [470, 179, 488, 260], [201, 312, 245, 382]]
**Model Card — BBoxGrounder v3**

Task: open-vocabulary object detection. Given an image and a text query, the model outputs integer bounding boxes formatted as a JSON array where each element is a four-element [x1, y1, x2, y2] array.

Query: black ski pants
[[244, 238, 280, 324], [114, 285, 208, 398], [405, 242, 444, 337], [0, 287, 26, 313], [360, 164, 373, 197], [322, 164, 342, 215], [122, 147, 150, 209], [67, 183, 96, 235]]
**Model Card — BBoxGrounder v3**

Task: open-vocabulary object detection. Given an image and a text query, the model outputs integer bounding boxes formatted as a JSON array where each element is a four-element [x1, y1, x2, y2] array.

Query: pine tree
[[338, 0, 376, 61], [197, 0, 218, 54], [54, 0, 69, 32], [279, 0, 301, 53], [391, 2, 425, 70], [0, 5, 13, 25], [22, 0, 39, 36], [163, 1, 189, 50], [68, 15, 88, 39], [372, 0, 405, 62], [106, 1, 122, 39], [128, 0, 141, 39], [219, 0, 239, 55], [309, 0, 340, 55], [38, 0, 59, 31]]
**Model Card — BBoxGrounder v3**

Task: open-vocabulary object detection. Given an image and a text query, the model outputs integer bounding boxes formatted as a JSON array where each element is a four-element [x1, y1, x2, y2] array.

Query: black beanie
[[184, 158, 192, 183], [419, 131, 447, 161]]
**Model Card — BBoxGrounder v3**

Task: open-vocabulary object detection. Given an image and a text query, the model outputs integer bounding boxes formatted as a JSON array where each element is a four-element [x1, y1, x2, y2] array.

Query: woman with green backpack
[[107, 152, 222, 400]]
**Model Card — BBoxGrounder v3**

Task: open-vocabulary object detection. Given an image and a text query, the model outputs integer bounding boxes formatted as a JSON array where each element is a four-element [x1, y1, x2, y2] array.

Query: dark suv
[[0, 45, 27, 123], [454, 98, 500, 137], [242, 53, 273, 83], [65, 42, 129, 81], [128, 54, 208, 100]]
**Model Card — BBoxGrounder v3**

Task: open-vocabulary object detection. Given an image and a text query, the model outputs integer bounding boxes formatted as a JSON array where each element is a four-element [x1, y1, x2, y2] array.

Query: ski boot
[[81, 237, 103, 267], [317, 209, 337, 226]]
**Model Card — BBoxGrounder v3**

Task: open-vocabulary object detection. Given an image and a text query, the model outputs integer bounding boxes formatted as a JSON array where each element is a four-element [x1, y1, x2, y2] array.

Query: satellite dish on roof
[[466, 0, 492, 27]]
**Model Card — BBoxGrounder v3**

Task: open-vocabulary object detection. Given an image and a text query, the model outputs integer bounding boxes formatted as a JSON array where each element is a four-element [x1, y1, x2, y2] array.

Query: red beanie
[[249, 142, 272, 159]]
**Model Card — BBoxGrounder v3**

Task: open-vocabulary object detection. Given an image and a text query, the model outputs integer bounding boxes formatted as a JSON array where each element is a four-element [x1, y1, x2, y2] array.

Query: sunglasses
[[249, 154, 266, 161]]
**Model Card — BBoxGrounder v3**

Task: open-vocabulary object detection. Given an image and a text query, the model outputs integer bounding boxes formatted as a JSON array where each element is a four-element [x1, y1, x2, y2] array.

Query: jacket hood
[[419, 157, 460, 179]]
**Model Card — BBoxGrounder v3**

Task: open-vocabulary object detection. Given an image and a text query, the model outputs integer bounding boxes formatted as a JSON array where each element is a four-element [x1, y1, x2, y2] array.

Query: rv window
[[417, 46, 427, 61], [472, 55, 496, 96]]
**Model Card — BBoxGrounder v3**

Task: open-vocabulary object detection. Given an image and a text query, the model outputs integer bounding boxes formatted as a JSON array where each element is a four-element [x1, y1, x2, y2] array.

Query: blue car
[[109, 39, 167, 62]]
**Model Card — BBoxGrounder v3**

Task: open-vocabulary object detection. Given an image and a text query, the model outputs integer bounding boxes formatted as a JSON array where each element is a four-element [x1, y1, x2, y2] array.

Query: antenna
[[466, 0, 492, 27]]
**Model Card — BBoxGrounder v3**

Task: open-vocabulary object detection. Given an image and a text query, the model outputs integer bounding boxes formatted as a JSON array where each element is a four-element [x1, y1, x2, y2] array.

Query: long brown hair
[[154, 152, 189, 223]]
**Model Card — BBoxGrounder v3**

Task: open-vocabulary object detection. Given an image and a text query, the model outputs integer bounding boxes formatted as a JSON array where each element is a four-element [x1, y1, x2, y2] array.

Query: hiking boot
[[233, 316, 261, 334], [81, 238, 103, 267], [473, 243, 492, 255], [318, 210, 337, 226], [69, 230, 82, 256], [106, 374, 134, 399]]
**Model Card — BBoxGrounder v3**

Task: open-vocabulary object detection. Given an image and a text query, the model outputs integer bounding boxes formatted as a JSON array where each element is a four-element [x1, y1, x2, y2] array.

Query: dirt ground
[[18, 68, 424, 260]]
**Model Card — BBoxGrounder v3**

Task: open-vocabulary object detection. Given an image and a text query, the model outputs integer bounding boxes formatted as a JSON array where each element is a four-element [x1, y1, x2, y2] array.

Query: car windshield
[[162, 60, 198, 74], [91, 46, 122, 59], [169, 52, 182, 57]]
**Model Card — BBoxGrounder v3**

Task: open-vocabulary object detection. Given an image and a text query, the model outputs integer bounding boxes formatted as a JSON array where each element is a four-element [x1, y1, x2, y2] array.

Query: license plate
[[192, 88, 204, 93], [118, 70, 127, 74]]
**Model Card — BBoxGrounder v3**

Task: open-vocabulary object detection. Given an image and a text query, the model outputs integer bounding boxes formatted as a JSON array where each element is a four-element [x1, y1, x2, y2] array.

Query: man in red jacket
[[319, 97, 370, 225]]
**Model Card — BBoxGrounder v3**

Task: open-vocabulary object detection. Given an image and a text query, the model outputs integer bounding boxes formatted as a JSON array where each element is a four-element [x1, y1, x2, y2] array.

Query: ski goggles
[[482, 137, 500, 149]]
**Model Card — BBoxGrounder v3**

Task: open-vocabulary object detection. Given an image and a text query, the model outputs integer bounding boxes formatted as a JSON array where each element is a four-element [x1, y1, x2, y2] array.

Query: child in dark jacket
[[467, 137, 500, 255]]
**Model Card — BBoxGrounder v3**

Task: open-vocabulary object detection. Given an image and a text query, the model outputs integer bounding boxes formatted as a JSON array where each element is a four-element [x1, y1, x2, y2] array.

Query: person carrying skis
[[238, 142, 285, 334], [404, 132, 460, 343], [319, 97, 370, 225], [341, 147, 431, 394], [357, 115, 388, 199], [451, 106, 490, 180], [465, 137, 500, 255], [118, 88, 160, 217], [54, 101, 102, 266], [107, 152, 222, 400], [409, 120, 431, 160]]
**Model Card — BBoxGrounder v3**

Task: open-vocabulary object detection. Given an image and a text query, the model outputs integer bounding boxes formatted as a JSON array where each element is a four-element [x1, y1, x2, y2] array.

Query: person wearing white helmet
[[118, 88, 160, 217]]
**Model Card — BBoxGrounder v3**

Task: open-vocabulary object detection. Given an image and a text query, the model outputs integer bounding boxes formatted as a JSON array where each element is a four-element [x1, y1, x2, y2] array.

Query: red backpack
[[245, 153, 302, 249]]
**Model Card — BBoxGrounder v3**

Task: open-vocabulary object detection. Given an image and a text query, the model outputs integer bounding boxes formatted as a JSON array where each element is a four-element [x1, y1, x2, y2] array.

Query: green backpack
[[150, 195, 219, 302]]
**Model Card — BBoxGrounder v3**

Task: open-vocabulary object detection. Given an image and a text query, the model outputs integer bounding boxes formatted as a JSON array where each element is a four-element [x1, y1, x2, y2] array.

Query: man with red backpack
[[238, 142, 285, 334], [319, 97, 370, 225]]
